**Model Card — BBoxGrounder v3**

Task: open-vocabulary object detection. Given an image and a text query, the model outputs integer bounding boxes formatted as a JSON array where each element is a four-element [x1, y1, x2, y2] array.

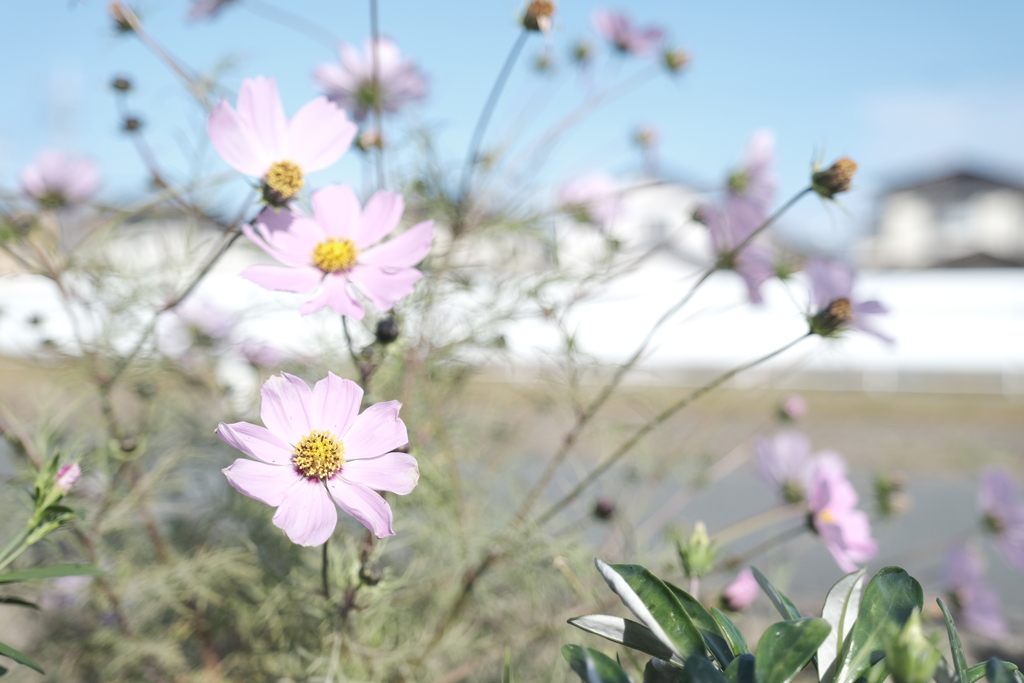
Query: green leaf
[[665, 582, 734, 667], [818, 569, 866, 682], [645, 658, 685, 683], [569, 615, 680, 664], [0, 564, 102, 584], [986, 659, 1018, 683], [832, 567, 923, 683], [0, 597, 39, 610], [0, 640, 43, 674], [750, 567, 801, 621], [967, 662, 1020, 683], [726, 654, 756, 683], [936, 599, 967, 683], [711, 609, 750, 656], [683, 656, 729, 683], [755, 618, 832, 683], [595, 560, 707, 660], [562, 645, 633, 683]]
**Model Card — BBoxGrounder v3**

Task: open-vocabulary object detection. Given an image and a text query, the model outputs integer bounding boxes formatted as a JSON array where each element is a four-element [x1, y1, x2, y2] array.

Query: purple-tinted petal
[[326, 478, 395, 537], [854, 299, 888, 315], [342, 400, 408, 459], [357, 191, 405, 247], [223, 458, 298, 506], [236, 76, 288, 161], [806, 258, 854, 308], [348, 265, 423, 312], [311, 372, 362, 436], [216, 421, 293, 464], [286, 97, 357, 172], [207, 100, 269, 176], [358, 220, 434, 268], [242, 223, 300, 266], [722, 568, 759, 611], [257, 205, 299, 234], [977, 469, 1018, 519], [299, 274, 365, 318], [754, 429, 811, 494], [341, 451, 419, 494], [272, 477, 338, 546], [242, 264, 323, 293], [311, 185, 362, 240], [260, 373, 315, 444]]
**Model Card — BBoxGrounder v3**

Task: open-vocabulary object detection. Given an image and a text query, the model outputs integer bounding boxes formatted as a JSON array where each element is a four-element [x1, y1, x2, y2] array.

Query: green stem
[[711, 503, 806, 547], [726, 187, 812, 259], [719, 524, 809, 571], [369, 0, 385, 190], [0, 528, 31, 572], [322, 538, 330, 600]]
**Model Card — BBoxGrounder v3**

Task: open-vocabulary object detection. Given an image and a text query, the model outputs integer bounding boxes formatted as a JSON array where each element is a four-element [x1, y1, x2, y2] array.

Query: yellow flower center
[[818, 509, 836, 525], [264, 160, 305, 199], [312, 238, 359, 273], [292, 430, 345, 479]]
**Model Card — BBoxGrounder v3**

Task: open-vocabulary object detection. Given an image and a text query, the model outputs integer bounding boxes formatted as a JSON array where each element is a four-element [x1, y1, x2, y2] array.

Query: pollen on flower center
[[818, 509, 836, 525], [264, 160, 305, 199], [312, 238, 359, 273], [292, 430, 345, 479]]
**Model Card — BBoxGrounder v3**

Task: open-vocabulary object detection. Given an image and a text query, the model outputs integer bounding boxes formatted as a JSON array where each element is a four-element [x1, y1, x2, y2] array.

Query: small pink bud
[[56, 463, 81, 493], [780, 394, 808, 421], [722, 568, 759, 611]]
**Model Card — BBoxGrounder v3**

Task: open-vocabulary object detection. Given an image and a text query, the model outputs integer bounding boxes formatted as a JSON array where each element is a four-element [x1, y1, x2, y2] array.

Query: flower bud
[[375, 317, 399, 345], [571, 40, 593, 67], [677, 521, 716, 579], [812, 158, 858, 199], [356, 128, 383, 153], [779, 394, 807, 422], [592, 498, 616, 521], [111, 76, 133, 92], [533, 52, 554, 73], [109, 1, 135, 32], [359, 561, 383, 586], [886, 610, 941, 683], [663, 48, 689, 73], [874, 472, 911, 518], [56, 463, 81, 493], [123, 116, 142, 132], [521, 0, 555, 32], [809, 297, 853, 337], [633, 125, 659, 150]]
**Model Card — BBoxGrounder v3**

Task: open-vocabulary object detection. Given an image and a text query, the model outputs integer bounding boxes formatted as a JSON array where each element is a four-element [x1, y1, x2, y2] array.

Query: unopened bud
[[111, 76, 133, 92], [592, 498, 616, 521], [663, 48, 690, 73], [56, 463, 82, 493], [533, 52, 554, 73], [633, 125, 659, 150], [779, 394, 807, 422], [522, 0, 555, 32], [875, 472, 911, 518], [119, 435, 138, 453], [356, 128, 383, 153], [571, 40, 593, 66], [359, 561, 383, 586], [677, 521, 716, 579], [886, 610, 941, 683], [109, 1, 135, 32], [812, 158, 858, 199], [375, 317, 399, 344], [123, 116, 142, 132], [810, 297, 853, 337]]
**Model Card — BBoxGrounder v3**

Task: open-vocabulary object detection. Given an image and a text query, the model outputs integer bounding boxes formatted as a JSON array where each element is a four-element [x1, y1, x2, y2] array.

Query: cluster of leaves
[[562, 560, 1021, 683]]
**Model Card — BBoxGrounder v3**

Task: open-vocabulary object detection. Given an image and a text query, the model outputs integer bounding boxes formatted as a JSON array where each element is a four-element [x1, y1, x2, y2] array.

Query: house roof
[[881, 168, 1024, 200]]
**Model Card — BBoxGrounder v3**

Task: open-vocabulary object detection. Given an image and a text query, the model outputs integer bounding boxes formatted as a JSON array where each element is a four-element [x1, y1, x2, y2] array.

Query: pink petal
[[326, 478, 395, 537], [311, 372, 363, 436], [357, 191, 405, 247], [311, 185, 362, 240], [216, 421, 293, 464], [242, 264, 323, 293], [260, 373, 315, 444], [342, 400, 408, 459], [236, 76, 288, 161], [223, 458, 298, 506], [285, 97, 357, 172], [358, 219, 434, 268], [272, 477, 338, 546], [299, 274, 365, 318], [207, 100, 269, 176], [348, 264, 423, 311], [256, 205, 298, 234], [242, 223, 301, 266], [341, 451, 419, 495]]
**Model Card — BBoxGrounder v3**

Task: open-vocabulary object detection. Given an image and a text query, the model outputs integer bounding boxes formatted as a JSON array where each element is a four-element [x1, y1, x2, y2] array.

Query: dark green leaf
[[751, 567, 801, 621], [986, 659, 1018, 683], [562, 644, 633, 683], [0, 597, 39, 610], [832, 567, 923, 683], [596, 560, 706, 660], [645, 658, 685, 683], [818, 569, 866, 682], [755, 618, 831, 683], [726, 654, 756, 683], [683, 656, 728, 683], [0, 564, 102, 584], [936, 599, 967, 683], [665, 582, 734, 666], [711, 609, 750, 656], [968, 661, 1019, 683], [569, 615, 680, 664], [0, 640, 43, 674]]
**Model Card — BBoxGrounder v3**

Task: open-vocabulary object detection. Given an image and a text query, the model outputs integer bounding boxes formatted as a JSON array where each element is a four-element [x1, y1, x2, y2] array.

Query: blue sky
[[2, 0, 1023, 254]]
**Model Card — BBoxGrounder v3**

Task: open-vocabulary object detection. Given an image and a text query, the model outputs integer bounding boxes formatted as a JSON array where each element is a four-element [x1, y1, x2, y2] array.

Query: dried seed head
[[812, 157, 858, 199], [522, 0, 556, 32]]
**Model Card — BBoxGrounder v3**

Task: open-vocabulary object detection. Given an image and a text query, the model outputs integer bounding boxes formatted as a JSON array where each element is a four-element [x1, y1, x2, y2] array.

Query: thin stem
[[534, 333, 813, 526], [458, 29, 530, 202], [0, 528, 31, 572], [727, 187, 812, 258], [242, 0, 340, 50], [369, 0, 385, 190], [322, 538, 331, 600], [711, 503, 806, 547], [719, 524, 808, 571]]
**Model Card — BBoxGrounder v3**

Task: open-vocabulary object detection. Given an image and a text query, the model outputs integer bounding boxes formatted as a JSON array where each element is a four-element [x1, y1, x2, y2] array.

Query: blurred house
[[859, 170, 1024, 268]]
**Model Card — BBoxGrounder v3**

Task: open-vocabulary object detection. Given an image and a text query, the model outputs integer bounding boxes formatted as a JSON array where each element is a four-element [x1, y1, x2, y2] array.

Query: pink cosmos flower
[[807, 258, 892, 343], [942, 543, 1008, 638], [314, 38, 428, 122], [188, 0, 235, 19], [56, 463, 82, 493], [977, 469, 1024, 571], [558, 172, 622, 226], [241, 185, 434, 319], [721, 568, 759, 611], [592, 9, 665, 56], [207, 76, 357, 206], [753, 429, 843, 503], [807, 458, 877, 572], [780, 394, 808, 421], [20, 150, 100, 207], [218, 372, 418, 544]]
